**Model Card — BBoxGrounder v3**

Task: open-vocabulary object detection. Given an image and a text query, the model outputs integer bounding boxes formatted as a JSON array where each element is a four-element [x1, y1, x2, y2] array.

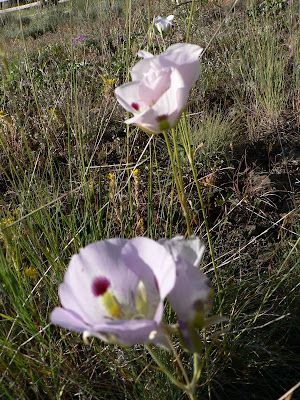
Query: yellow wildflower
[[100, 75, 117, 87], [107, 172, 116, 181], [24, 266, 38, 279], [0, 217, 14, 227]]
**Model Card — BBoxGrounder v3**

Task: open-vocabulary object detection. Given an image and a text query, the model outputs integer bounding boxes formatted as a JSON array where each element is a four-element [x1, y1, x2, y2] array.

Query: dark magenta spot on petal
[[92, 276, 110, 296], [131, 102, 140, 111]]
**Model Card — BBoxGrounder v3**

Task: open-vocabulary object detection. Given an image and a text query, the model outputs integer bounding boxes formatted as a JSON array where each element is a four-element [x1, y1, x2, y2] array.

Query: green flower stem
[[146, 345, 198, 400], [124, 0, 134, 225], [186, 0, 196, 42], [125, 0, 132, 81], [191, 353, 205, 391], [192, 353, 200, 386], [189, 150, 222, 308], [163, 131, 192, 236], [146, 345, 187, 391], [180, 116, 223, 312], [187, 391, 198, 400], [165, 335, 190, 386]]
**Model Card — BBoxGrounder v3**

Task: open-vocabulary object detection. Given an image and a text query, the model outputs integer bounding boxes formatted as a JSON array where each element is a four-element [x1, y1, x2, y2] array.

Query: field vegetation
[[0, 0, 299, 399]]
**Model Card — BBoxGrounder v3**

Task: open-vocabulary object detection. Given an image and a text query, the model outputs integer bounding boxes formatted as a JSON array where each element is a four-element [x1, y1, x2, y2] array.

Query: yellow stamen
[[102, 291, 122, 318], [135, 281, 148, 316]]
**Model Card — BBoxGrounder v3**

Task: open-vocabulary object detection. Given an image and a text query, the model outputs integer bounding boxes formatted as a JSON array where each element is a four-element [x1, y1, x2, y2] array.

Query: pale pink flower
[[154, 15, 174, 34], [160, 236, 210, 324], [50, 236, 211, 351], [115, 43, 203, 133], [51, 238, 177, 346]]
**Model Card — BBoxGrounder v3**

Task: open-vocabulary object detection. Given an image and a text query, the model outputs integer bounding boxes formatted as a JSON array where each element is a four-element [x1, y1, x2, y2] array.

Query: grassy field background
[[0, 0, 299, 399]]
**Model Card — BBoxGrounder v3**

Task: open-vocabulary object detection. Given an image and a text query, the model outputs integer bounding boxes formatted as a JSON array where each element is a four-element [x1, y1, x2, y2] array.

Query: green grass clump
[[0, 0, 299, 399]]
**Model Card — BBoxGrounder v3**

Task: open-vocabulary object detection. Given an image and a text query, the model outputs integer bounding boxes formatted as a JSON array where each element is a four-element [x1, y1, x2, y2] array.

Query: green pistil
[[135, 281, 148, 317], [157, 115, 170, 131], [101, 282, 149, 321]]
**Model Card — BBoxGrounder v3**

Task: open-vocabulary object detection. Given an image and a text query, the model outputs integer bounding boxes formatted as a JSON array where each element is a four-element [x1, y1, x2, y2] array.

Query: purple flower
[[51, 238, 176, 346], [72, 34, 88, 46]]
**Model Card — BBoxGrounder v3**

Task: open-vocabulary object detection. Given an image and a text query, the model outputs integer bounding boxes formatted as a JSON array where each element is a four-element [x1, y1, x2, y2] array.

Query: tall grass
[[0, 0, 299, 399]]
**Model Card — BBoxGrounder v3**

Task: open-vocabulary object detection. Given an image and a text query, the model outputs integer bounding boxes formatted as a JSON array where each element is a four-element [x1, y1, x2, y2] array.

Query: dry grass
[[0, 0, 299, 399]]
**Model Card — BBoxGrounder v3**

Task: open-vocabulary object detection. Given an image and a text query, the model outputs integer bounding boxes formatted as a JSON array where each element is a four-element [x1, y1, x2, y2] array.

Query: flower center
[[139, 67, 171, 107], [91, 277, 150, 320], [102, 291, 122, 318]]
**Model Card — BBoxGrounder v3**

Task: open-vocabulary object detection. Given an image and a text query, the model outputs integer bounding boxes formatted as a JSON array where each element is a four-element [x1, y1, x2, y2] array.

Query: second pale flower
[[115, 43, 203, 133]]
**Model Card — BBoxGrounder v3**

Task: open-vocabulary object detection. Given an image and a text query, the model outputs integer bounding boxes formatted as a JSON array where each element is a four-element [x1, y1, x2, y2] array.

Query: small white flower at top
[[154, 15, 174, 35]]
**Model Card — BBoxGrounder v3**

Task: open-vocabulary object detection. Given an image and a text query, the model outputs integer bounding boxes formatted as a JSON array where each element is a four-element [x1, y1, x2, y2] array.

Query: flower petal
[[166, 15, 174, 22], [150, 67, 188, 127], [138, 67, 171, 106], [58, 282, 96, 324], [121, 237, 176, 300], [115, 81, 144, 113], [161, 43, 203, 88], [160, 236, 208, 323], [168, 259, 211, 323], [125, 108, 160, 133], [92, 319, 159, 345], [163, 43, 203, 67], [131, 56, 160, 81], [137, 50, 153, 59], [51, 307, 89, 332], [159, 236, 205, 267], [62, 239, 139, 325]]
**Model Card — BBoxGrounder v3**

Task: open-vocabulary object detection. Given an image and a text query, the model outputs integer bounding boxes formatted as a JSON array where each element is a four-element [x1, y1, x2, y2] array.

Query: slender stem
[[191, 351, 205, 392], [146, 345, 187, 391], [146, 345, 198, 400], [189, 154, 222, 307], [124, 0, 134, 226], [165, 335, 190, 386], [170, 129, 192, 236], [125, 0, 132, 81], [192, 353, 200, 385], [180, 116, 222, 311], [204, 330, 212, 400], [147, 140, 154, 236], [147, 0, 151, 26], [163, 131, 192, 236], [187, 391, 197, 400], [170, 128, 185, 196], [186, 0, 196, 42]]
